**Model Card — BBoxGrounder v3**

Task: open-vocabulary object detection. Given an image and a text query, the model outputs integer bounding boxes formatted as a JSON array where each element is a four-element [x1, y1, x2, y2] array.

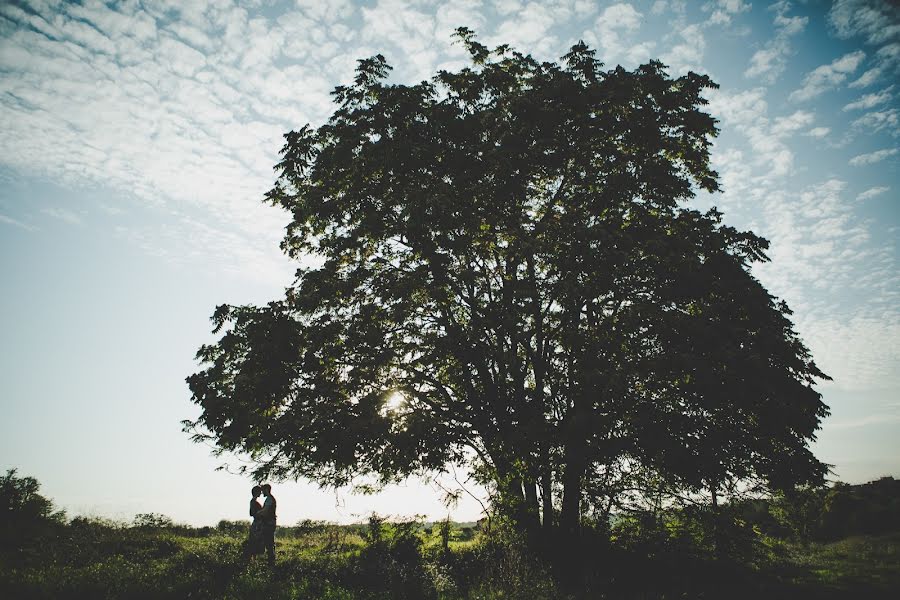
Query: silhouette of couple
[[245, 483, 277, 565]]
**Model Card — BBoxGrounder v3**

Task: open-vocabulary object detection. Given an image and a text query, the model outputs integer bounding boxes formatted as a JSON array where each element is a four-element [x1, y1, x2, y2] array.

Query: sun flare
[[384, 391, 406, 413]]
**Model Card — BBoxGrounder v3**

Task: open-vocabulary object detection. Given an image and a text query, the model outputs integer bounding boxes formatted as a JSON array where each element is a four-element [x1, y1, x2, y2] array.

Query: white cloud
[[488, 1, 565, 61], [828, 0, 900, 46], [849, 148, 899, 166], [707, 87, 809, 179], [771, 110, 815, 137], [843, 85, 894, 111], [63, 0, 158, 43], [852, 108, 900, 136], [294, 0, 356, 24], [113, 216, 293, 285], [157, 35, 207, 77], [41, 207, 83, 225], [708, 87, 768, 127], [772, 6, 807, 36], [877, 41, 900, 67], [707, 146, 754, 204], [847, 42, 900, 88], [698, 2, 900, 400], [856, 186, 889, 201], [598, 2, 642, 30], [745, 1, 808, 83], [831, 0, 900, 89], [0, 0, 896, 333], [167, 21, 213, 51], [661, 23, 706, 73], [360, 0, 492, 81], [827, 412, 900, 430], [797, 313, 900, 391], [745, 46, 782, 81], [435, 0, 488, 43], [495, 0, 523, 16], [583, 3, 648, 64], [789, 50, 866, 102], [0, 213, 36, 231], [753, 179, 900, 390], [2, 0, 646, 285], [623, 41, 657, 65], [54, 13, 118, 55], [704, 0, 751, 27], [849, 67, 882, 88], [0, 0, 347, 282], [361, 0, 438, 75]]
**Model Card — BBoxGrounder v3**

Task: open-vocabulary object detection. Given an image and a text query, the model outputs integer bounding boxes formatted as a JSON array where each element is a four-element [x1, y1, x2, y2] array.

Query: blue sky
[[1, 0, 898, 526]]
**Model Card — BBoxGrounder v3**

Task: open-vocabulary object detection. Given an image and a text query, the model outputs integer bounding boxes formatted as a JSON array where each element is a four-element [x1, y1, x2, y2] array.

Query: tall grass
[[2, 513, 899, 599]]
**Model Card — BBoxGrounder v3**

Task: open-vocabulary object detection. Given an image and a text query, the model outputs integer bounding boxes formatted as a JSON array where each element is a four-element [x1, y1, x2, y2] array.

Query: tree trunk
[[540, 463, 554, 534], [560, 445, 585, 537], [499, 475, 524, 526], [560, 394, 588, 539], [710, 480, 723, 559], [524, 479, 541, 534]]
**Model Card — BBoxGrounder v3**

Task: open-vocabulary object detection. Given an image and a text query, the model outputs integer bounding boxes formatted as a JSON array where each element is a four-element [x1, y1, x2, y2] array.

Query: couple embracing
[[245, 483, 277, 565]]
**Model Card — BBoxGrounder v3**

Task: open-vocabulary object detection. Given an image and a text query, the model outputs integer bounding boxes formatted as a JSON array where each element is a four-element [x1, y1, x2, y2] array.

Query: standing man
[[257, 483, 277, 566]]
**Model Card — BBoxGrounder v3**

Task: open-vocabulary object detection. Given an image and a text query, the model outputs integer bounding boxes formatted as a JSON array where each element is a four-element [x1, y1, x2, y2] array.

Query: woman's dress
[[246, 499, 264, 555]]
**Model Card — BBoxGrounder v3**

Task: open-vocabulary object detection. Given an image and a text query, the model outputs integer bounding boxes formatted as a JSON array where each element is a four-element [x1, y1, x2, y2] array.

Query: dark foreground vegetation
[[2, 470, 899, 599]]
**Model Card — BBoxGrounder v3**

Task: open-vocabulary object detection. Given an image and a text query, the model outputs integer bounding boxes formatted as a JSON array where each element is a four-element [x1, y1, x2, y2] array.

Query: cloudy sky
[[1, 0, 898, 526]]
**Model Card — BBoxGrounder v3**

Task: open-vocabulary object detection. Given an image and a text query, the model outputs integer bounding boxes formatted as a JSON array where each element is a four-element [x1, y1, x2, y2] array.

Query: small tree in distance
[[0, 468, 66, 554], [185, 29, 829, 546], [132, 512, 175, 529]]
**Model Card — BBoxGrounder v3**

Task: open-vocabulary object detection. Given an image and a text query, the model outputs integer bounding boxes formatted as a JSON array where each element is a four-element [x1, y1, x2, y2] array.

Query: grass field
[[762, 532, 900, 598], [2, 518, 899, 599]]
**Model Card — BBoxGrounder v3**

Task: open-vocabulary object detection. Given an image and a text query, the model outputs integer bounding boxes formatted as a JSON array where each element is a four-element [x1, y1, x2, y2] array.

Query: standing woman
[[243, 485, 264, 560]]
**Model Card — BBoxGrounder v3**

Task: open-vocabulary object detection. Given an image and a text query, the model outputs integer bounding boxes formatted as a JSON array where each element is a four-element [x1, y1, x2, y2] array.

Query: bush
[[0, 469, 66, 559], [342, 514, 437, 598], [132, 513, 175, 529], [217, 519, 251, 535]]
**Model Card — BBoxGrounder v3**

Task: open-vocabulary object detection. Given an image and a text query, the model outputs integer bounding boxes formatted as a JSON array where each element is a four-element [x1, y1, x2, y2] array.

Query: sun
[[384, 391, 406, 413]]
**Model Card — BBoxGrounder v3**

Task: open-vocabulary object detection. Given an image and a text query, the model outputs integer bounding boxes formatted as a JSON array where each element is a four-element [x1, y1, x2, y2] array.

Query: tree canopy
[[186, 30, 829, 539], [0, 468, 66, 553]]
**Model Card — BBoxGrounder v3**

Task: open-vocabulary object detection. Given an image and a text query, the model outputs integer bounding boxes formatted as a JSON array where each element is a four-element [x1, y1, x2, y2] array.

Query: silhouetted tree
[[0, 469, 66, 554], [132, 512, 175, 529], [186, 30, 829, 543]]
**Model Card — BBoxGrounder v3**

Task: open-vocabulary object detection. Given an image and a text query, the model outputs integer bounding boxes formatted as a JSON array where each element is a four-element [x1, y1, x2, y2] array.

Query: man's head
[[261, 483, 272, 496], [251, 485, 262, 498]]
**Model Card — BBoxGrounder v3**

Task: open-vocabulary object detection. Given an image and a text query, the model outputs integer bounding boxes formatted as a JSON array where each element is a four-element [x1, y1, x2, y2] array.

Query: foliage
[[760, 476, 900, 542], [771, 531, 900, 594], [610, 503, 761, 566], [133, 512, 175, 529], [0, 469, 66, 527], [185, 30, 830, 542], [2, 470, 900, 600], [4, 472, 900, 598], [4, 513, 898, 599], [218, 518, 252, 535], [0, 469, 66, 558], [347, 514, 435, 598]]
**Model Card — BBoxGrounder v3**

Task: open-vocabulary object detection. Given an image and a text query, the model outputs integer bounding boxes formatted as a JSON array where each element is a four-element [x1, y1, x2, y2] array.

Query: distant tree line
[[738, 476, 900, 542], [4, 468, 899, 549]]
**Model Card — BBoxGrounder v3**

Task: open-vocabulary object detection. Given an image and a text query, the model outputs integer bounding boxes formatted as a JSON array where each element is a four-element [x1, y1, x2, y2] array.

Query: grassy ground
[[760, 531, 900, 599], [1, 522, 898, 599]]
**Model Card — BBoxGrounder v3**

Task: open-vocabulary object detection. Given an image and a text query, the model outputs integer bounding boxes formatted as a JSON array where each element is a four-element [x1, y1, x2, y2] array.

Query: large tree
[[186, 30, 829, 540]]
